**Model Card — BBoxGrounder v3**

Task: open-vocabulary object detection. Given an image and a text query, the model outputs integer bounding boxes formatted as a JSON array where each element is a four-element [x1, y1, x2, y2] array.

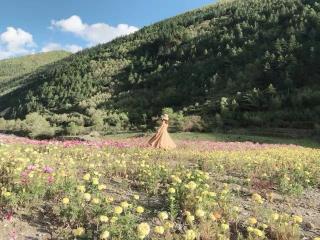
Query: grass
[[102, 131, 320, 148], [1, 135, 319, 239]]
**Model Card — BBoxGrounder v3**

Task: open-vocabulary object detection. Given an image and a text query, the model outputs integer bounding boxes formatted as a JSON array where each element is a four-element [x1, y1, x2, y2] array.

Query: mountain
[[0, 51, 71, 96], [0, 0, 320, 132]]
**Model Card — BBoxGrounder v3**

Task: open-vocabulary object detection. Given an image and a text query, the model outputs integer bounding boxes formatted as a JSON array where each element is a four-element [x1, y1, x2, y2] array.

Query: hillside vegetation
[[0, 0, 320, 136], [0, 51, 71, 95]]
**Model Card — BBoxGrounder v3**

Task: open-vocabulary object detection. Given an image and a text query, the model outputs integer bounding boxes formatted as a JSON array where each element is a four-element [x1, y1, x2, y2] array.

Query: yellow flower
[[62, 197, 70, 205], [84, 193, 91, 202], [221, 189, 229, 195], [168, 188, 176, 194], [253, 228, 264, 237], [221, 223, 229, 231], [98, 184, 107, 190], [171, 175, 182, 183], [120, 201, 129, 209], [201, 190, 209, 196], [186, 215, 195, 224], [154, 226, 165, 235], [248, 217, 257, 225], [99, 215, 109, 223], [114, 206, 123, 215], [292, 215, 303, 224], [313, 238, 320, 240], [2, 191, 11, 198], [92, 197, 100, 204], [133, 194, 140, 200], [271, 213, 279, 221], [105, 196, 114, 203], [233, 206, 240, 212], [136, 206, 144, 214], [184, 229, 197, 240], [195, 209, 205, 218], [92, 177, 99, 185], [77, 185, 86, 193], [158, 211, 169, 221], [83, 173, 90, 181], [100, 230, 110, 239], [110, 216, 118, 223], [137, 222, 150, 239], [252, 193, 264, 204], [72, 227, 85, 236], [185, 181, 197, 190], [196, 196, 203, 202], [208, 192, 216, 197], [164, 221, 174, 229]]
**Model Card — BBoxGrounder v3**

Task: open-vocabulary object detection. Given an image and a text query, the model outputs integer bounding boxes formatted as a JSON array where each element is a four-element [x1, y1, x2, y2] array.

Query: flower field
[[0, 134, 319, 239]]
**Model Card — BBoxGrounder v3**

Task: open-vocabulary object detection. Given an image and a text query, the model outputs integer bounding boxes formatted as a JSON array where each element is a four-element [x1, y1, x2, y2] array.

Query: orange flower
[[213, 212, 222, 220]]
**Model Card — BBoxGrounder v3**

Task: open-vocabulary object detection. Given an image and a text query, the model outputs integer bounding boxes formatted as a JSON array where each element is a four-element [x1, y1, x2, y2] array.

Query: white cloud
[[41, 42, 82, 53], [41, 42, 62, 52], [51, 15, 86, 34], [65, 44, 83, 53], [0, 27, 36, 60], [51, 15, 138, 45]]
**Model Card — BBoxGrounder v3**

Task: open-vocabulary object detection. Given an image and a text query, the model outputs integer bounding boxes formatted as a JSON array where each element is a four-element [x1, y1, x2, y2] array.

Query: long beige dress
[[148, 120, 176, 150]]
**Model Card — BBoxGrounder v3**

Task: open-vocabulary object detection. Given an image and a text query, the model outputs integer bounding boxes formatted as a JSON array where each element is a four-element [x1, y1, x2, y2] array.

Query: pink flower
[[5, 211, 13, 222], [27, 164, 36, 170], [47, 175, 54, 184], [9, 229, 17, 240], [43, 166, 54, 174]]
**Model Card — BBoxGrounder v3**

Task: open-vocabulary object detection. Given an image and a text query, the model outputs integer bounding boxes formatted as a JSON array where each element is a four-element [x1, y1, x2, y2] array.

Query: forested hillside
[[0, 51, 71, 95], [0, 0, 320, 136]]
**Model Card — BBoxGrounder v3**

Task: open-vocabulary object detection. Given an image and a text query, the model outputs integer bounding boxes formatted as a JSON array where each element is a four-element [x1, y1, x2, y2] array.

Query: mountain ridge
[[0, 50, 71, 96]]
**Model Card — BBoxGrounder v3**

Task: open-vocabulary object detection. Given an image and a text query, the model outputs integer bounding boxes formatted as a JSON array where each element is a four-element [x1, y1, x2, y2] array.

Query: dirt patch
[[0, 217, 50, 240]]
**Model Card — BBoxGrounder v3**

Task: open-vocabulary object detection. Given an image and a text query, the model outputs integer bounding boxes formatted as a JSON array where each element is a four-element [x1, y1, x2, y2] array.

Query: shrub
[[90, 110, 105, 131], [214, 113, 224, 128], [0, 118, 26, 133], [182, 115, 205, 132], [24, 112, 55, 138], [0, 118, 7, 131], [66, 122, 85, 136], [104, 111, 129, 133]]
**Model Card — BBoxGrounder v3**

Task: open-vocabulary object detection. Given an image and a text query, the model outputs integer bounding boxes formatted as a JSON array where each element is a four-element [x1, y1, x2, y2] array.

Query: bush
[[182, 115, 205, 132], [104, 111, 130, 133], [90, 110, 105, 131], [214, 113, 224, 128], [0, 118, 26, 133], [66, 122, 85, 136], [24, 112, 55, 138], [242, 112, 264, 127], [0, 118, 7, 131]]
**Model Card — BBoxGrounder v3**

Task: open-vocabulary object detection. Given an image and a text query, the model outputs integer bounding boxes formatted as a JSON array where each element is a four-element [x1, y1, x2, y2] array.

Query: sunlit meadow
[[0, 134, 319, 239]]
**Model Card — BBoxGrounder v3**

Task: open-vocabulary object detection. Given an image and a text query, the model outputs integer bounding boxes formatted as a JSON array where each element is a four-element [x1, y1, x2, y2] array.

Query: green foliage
[[0, 51, 70, 95], [90, 110, 105, 131], [66, 122, 86, 136], [24, 112, 55, 138], [182, 115, 205, 132]]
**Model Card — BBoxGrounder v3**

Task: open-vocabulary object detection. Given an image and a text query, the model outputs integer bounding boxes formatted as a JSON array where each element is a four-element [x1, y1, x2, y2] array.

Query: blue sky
[[0, 0, 215, 59]]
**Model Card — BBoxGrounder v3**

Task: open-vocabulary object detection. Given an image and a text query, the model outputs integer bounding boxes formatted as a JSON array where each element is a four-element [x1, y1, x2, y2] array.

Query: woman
[[148, 114, 176, 150]]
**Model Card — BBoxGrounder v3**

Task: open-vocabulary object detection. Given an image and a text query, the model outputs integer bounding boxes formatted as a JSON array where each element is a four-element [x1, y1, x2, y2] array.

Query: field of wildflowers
[[0, 134, 319, 239]]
